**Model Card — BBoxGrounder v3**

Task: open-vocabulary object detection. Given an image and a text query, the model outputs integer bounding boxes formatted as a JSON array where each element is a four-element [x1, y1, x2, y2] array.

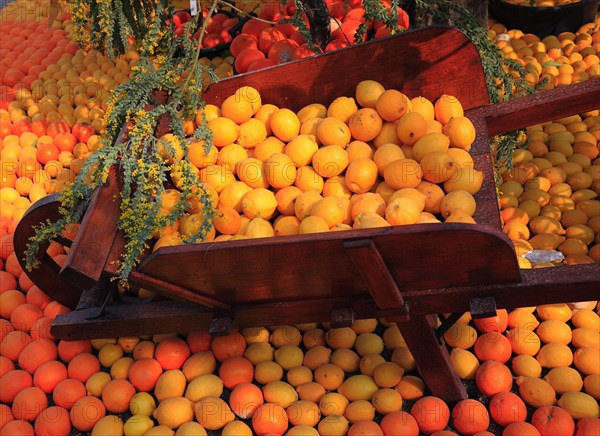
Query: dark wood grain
[[344, 239, 405, 309], [203, 27, 489, 112], [60, 167, 121, 290], [469, 77, 600, 140], [13, 195, 81, 309], [138, 224, 521, 304], [397, 315, 468, 402]]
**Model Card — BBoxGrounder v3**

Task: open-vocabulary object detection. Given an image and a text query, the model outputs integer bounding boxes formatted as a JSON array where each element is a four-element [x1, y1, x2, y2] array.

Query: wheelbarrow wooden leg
[[394, 314, 467, 403]]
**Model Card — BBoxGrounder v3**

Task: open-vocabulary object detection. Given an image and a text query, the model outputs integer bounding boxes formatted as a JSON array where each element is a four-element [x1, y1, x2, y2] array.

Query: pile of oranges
[[151, 81, 484, 251], [488, 16, 599, 91], [499, 111, 600, 266], [1, 1, 600, 435]]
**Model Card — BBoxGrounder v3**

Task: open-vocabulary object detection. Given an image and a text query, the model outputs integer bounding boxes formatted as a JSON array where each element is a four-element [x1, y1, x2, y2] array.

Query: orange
[[373, 143, 405, 176], [218, 144, 248, 171], [213, 206, 242, 235], [421, 151, 458, 184], [295, 166, 324, 192], [188, 141, 217, 169], [219, 356, 254, 389], [506, 328, 541, 356], [344, 400, 376, 423], [67, 353, 100, 383], [451, 399, 490, 436], [194, 396, 234, 430], [575, 418, 600, 435], [355, 80, 385, 109], [241, 188, 278, 219], [410, 96, 435, 121], [312, 145, 349, 177], [410, 396, 450, 435], [396, 111, 428, 146], [516, 376, 557, 408], [489, 391, 527, 427], [297, 103, 327, 123], [347, 420, 383, 436], [128, 358, 163, 392], [310, 197, 347, 227], [475, 360, 513, 397], [236, 157, 269, 189], [384, 158, 423, 189], [270, 108, 300, 142], [70, 396, 106, 432], [254, 136, 285, 161], [284, 134, 318, 167], [229, 382, 264, 419], [34, 406, 71, 436], [155, 337, 191, 370], [503, 421, 542, 436], [531, 406, 575, 435], [348, 108, 383, 142], [264, 153, 297, 188], [328, 96, 358, 123], [474, 331, 512, 363], [252, 403, 289, 436], [316, 117, 352, 147], [287, 400, 321, 427], [351, 193, 386, 219], [381, 410, 419, 436], [443, 116, 476, 151], [208, 117, 239, 147], [17, 339, 57, 375], [434, 94, 464, 125], [11, 386, 47, 421], [376, 89, 411, 122], [238, 118, 268, 148], [221, 94, 253, 124], [0, 330, 32, 362], [101, 379, 135, 414]]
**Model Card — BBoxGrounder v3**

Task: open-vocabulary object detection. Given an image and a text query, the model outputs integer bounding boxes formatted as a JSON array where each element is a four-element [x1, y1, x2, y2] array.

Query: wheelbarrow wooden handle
[[468, 77, 600, 139]]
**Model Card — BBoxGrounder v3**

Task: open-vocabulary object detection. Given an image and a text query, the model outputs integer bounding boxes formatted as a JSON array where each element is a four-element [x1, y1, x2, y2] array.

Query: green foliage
[[26, 0, 218, 283], [68, 0, 161, 59]]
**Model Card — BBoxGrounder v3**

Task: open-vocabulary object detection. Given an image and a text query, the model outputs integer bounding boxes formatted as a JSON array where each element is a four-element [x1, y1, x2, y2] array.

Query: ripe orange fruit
[[252, 403, 289, 436], [345, 158, 378, 194], [11, 386, 47, 422], [397, 111, 428, 146], [67, 352, 100, 383], [219, 356, 254, 389], [475, 360, 513, 397], [503, 421, 542, 436], [128, 358, 163, 392], [154, 337, 190, 370], [355, 80, 385, 109], [434, 94, 464, 125], [474, 332, 512, 363], [384, 158, 423, 189], [452, 399, 490, 436], [348, 108, 383, 142], [531, 405, 575, 436], [270, 108, 300, 142], [70, 396, 106, 432], [410, 396, 450, 435], [489, 391, 527, 427], [347, 420, 384, 435], [317, 117, 352, 146], [380, 410, 419, 436], [229, 382, 264, 419], [101, 379, 135, 414], [376, 90, 411, 122], [34, 406, 71, 436]]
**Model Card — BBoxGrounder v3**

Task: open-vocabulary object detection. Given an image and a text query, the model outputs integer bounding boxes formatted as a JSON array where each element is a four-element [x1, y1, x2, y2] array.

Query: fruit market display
[[488, 18, 600, 90], [1, 0, 600, 435]]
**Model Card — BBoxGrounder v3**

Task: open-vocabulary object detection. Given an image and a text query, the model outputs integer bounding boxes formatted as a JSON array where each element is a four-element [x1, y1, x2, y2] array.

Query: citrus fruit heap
[[499, 111, 600, 266], [229, 0, 410, 73], [488, 16, 599, 91], [151, 81, 484, 251]]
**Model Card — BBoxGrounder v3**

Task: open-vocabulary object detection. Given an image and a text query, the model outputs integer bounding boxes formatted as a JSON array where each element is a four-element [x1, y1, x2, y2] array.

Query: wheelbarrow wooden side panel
[[137, 224, 521, 305], [203, 27, 490, 112]]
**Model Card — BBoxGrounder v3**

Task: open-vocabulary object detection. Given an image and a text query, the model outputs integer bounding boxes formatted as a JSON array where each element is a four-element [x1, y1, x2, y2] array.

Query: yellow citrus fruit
[[376, 90, 411, 122], [512, 355, 543, 378], [443, 116, 476, 151], [434, 94, 464, 125], [557, 391, 600, 419], [356, 80, 385, 109], [537, 342, 574, 368], [450, 348, 480, 380], [544, 366, 584, 394], [328, 96, 358, 123], [516, 376, 557, 408], [338, 375, 379, 401]]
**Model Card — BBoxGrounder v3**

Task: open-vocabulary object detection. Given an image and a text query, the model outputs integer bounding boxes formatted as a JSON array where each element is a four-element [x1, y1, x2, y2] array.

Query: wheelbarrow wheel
[[13, 194, 81, 309]]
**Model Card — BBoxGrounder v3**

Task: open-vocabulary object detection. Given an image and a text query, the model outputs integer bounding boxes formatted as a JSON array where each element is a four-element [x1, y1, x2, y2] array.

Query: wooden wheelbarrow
[[14, 27, 600, 403]]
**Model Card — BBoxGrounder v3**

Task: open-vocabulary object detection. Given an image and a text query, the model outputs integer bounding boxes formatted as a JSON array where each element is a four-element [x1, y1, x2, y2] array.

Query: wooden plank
[[60, 167, 121, 289], [467, 77, 600, 138], [396, 315, 468, 403], [344, 239, 405, 309], [13, 194, 81, 309], [203, 27, 489, 112], [138, 224, 521, 307]]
